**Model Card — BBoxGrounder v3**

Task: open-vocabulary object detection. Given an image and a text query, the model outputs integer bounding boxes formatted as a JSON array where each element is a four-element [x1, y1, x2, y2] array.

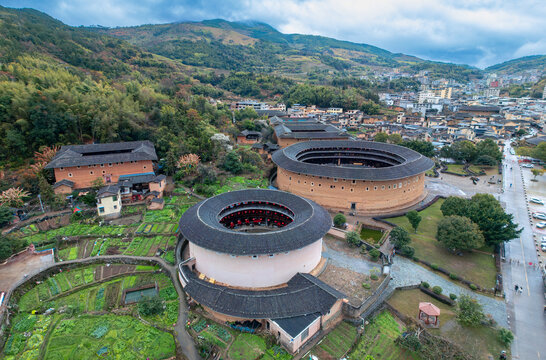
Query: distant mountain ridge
[[98, 18, 485, 82], [485, 55, 546, 75]]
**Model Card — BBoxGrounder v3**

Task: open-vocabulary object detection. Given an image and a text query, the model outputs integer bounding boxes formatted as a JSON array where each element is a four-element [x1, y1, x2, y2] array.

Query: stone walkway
[[390, 256, 508, 327]]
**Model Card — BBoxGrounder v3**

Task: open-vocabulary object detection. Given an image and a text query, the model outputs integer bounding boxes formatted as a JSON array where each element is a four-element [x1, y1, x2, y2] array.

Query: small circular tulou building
[[177, 189, 346, 353], [272, 140, 434, 214]]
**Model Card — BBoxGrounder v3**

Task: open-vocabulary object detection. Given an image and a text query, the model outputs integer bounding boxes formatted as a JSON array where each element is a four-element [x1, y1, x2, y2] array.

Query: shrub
[[421, 281, 430, 288], [333, 213, 346, 228], [359, 247, 367, 254], [456, 295, 485, 326], [430, 263, 439, 270], [369, 248, 380, 261], [497, 328, 514, 346], [345, 231, 361, 247], [400, 245, 415, 257], [469, 284, 478, 290], [412, 256, 419, 261], [449, 293, 457, 301], [449, 273, 458, 280], [138, 296, 165, 316], [362, 283, 371, 289], [432, 286, 443, 295], [370, 274, 379, 281]]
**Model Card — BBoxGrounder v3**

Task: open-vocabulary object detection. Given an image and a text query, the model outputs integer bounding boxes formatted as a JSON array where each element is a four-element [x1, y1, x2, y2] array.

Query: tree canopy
[[440, 195, 521, 246], [436, 215, 485, 251]]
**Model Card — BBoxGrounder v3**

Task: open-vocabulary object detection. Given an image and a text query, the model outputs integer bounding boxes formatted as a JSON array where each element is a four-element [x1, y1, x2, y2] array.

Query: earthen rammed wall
[[53, 160, 154, 189], [276, 167, 426, 213]]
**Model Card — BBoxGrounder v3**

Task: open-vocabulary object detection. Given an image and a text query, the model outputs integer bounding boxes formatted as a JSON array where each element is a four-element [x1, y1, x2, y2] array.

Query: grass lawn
[[228, 333, 267, 360], [425, 168, 436, 176], [388, 289, 508, 359], [349, 311, 420, 360], [360, 227, 383, 244], [386, 200, 496, 289], [311, 321, 357, 358], [445, 164, 467, 175]]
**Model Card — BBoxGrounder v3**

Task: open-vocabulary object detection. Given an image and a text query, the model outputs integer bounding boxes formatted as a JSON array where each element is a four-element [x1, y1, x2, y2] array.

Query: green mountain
[[486, 55, 546, 75], [99, 19, 483, 82]]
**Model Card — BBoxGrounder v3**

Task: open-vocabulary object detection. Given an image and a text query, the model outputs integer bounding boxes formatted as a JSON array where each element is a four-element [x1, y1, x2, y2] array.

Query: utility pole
[[37, 194, 44, 213]]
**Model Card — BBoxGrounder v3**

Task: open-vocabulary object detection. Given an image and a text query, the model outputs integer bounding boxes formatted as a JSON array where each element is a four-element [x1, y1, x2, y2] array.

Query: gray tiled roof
[[181, 266, 345, 319], [97, 184, 120, 198], [45, 141, 157, 169], [272, 140, 434, 181], [272, 313, 320, 338], [274, 121, 350, 140], [52, 179, 74, 189], [178, 189, 331, 255]]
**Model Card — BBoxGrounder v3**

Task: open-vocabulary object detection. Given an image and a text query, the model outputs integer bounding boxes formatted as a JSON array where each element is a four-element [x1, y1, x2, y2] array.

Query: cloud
[[2, 0, 545, 67]]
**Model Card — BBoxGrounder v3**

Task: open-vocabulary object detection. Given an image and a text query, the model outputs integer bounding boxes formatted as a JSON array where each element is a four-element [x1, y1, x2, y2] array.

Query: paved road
[[501, 142, 546, 360]]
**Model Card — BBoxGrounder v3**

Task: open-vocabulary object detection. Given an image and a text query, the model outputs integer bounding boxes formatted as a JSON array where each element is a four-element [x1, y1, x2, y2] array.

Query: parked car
[[530, 198, 544, 205], [536, 222, 546, 229], [522, 163, 534, 168], [533, 212, 546, 220]]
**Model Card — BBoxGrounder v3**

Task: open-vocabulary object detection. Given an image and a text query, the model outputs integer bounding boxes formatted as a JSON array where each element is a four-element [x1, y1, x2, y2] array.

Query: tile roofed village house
[[46, 141, 165, 201], [272, 118, 351, 148]]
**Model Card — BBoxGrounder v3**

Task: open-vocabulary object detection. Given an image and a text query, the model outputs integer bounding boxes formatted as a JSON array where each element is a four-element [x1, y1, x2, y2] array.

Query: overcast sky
[[2, 0, 545, 68]]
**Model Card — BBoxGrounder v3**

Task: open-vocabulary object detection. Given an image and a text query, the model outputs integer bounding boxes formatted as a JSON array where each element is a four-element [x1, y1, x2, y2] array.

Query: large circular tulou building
[[177, 189, 346, 353], [272, 140, 434, 214]]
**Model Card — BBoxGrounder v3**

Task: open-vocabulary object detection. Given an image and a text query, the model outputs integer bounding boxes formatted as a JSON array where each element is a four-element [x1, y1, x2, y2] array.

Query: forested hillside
[[99, 19, 483, 82], [486, 55, 546, 75]]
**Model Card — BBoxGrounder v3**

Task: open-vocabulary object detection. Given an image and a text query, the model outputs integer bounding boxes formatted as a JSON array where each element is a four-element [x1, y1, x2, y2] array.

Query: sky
[[2, 0, 545, 68]]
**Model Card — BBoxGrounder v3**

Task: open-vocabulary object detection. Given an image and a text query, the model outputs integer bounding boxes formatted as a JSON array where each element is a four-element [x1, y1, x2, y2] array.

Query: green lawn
[[311, 321, 357, 358], [445, 164, 466, 175], [349, 311, 421, 360], [388, 289, 508, 359], [228, 333, 267, 360], [386, 200, 496, 288]]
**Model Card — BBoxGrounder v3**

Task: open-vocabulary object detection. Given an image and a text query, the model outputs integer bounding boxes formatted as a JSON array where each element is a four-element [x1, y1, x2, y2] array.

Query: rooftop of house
[[97, 184, 121, 198], [180, 266, 345, 319], [274, 121, 350, 140], [45, 141, 158, 169]]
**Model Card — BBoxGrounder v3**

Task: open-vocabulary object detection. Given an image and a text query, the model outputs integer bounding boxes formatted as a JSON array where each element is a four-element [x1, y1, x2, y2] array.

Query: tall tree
[[436, 215, 485, 251], [390, 227, 411, 249], [464, 194, 522, 246], [406, 210, 422, 233]]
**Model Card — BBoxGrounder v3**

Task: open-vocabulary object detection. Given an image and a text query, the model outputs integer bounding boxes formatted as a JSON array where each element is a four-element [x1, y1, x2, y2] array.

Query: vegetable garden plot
[[2, 315, 52, 358], [44, 315, 175, 360]]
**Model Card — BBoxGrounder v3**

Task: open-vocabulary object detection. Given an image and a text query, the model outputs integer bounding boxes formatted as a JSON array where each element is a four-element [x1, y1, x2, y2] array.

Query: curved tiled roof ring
[[272, 140, 434, 181], [178, 189, 331, 255]]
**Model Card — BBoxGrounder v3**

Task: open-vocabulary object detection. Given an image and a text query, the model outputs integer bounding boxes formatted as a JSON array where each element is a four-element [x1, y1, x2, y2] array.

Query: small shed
[[418, 302, 440, 328]]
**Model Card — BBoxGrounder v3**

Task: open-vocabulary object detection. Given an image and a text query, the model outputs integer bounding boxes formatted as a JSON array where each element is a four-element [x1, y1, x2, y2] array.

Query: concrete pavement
[[501, 142, 546, 360]]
